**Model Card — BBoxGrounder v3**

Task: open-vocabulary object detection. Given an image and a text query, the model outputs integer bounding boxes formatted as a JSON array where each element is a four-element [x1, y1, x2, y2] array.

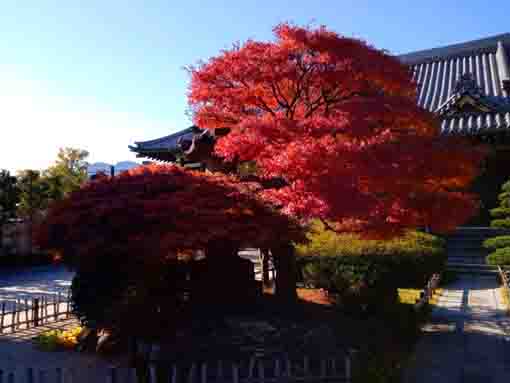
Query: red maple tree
[[35, 165, 304, 301], [188, 23, 485, 237], [36, 164, 303, 262]]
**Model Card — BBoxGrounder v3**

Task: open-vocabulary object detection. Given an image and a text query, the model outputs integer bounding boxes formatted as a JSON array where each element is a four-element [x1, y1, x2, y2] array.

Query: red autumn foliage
[[35, 164, 304, 266], [188, 23, 486, 237]]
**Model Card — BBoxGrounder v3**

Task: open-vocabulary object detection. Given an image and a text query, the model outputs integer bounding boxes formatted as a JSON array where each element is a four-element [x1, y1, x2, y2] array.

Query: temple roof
[[128, 126, 202, 162], [399, 33, 510, 118]]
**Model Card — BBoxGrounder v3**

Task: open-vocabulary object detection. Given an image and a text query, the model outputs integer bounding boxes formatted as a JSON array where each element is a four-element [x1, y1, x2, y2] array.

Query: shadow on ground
[[403, 275, 510, 383]]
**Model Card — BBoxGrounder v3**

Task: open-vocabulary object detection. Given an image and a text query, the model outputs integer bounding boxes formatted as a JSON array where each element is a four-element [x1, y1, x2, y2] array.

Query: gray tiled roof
[[399, 33, 510, 64], [399, 34, 510, 113], [129, 127, 195, 152], [440, 112, 510, 135]]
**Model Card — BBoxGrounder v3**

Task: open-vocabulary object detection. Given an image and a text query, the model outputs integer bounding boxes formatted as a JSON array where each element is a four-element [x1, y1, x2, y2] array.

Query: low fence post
[[11, 301, 16, 332], [232, 364, 239, 383], [24, 298, 29, 329], [345, 355, 351, 382], [0, 302, 5, 334], [66, 289, 71, 318], [33, 298, 40, 327], [15, 299, 20, 330]]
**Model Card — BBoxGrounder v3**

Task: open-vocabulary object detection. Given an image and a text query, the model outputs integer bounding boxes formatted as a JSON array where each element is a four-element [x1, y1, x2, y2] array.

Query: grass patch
[[500, 286, 510, 313], [398, 289, 421, 305], [398, 288, 443, 306]]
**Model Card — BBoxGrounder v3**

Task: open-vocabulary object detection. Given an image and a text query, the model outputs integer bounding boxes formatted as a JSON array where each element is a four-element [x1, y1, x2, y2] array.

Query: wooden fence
[[0, 290, 72, 334], [0, 354, 352, 383], [414, 273, 441, 310]]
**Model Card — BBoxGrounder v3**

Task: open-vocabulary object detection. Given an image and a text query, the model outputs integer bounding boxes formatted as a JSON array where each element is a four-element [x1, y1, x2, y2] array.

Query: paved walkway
[[403, 275, 510, 383], [0, 317, 131, 382], [0, 265, 74, 311], [0, 267, 131, 381]]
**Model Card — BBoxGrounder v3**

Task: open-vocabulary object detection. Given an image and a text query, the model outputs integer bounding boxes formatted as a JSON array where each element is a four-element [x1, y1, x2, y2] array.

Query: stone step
[[447, 228, 510, 239], [447, 255, 486, 260], [446, 262, 499, 275], [446, 237, 487, 244], [443, 227, 510, 275], [447, 258, 486, 265], [446, 235, 496, 241], [454, 226, 510, 233], [447, 252, 487, 258], [446, 238, 487, 243], [446, 247, 488, 257]]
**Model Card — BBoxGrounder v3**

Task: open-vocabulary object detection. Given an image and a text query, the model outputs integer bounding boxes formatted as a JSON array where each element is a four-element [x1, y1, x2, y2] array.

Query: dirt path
[[403, 275, 510, 383]]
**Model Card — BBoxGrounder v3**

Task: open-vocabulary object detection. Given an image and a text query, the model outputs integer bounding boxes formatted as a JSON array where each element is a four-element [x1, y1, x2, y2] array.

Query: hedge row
[[295, 221, 445, 287], [296, 252, 446, 291], [295, 222, 445, 258]]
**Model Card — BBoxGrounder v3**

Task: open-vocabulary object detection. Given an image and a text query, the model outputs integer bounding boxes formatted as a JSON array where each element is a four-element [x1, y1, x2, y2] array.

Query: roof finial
[[496, 41, 510, 96], [453, 73, 481, 95]]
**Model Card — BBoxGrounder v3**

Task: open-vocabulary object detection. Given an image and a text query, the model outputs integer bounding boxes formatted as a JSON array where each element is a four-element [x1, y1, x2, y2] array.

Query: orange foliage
[[188, 23, 486, 237]]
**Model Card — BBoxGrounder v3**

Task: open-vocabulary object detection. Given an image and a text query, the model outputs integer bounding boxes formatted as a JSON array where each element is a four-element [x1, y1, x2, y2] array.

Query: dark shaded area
[[468, 148, 510, 226]]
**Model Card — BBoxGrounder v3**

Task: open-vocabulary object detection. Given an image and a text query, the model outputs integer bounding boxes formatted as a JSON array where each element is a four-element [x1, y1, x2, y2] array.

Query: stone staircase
[[445, 227, 510, 275]]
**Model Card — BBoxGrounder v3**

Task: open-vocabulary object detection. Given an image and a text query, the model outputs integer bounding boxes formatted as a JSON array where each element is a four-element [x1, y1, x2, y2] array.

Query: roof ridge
[[399, 33, 510, 64], [133, 127, 194, 146]]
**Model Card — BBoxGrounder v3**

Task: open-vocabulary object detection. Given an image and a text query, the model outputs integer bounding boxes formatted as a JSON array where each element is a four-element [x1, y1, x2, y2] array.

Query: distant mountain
[[114, 161, 140, 173], [87, 161, 141, 177], [86, 162, 112, 177]]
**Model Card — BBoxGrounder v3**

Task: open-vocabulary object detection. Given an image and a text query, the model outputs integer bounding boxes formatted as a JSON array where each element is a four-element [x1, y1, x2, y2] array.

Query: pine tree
[[483, 180, 510, 265]]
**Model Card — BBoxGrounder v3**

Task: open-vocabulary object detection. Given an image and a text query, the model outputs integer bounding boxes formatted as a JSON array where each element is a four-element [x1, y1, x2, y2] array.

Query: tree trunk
[[272, 243, 297, 302], [260, 249, 271, 288]]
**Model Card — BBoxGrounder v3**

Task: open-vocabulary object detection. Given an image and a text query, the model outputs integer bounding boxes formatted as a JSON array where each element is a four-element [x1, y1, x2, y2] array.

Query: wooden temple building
[[130, 33, 510, 224]]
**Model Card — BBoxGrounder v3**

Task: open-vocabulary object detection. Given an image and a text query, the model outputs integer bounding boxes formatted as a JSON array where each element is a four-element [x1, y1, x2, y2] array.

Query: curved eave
[[440, 112, 510, 135], [133, 127, 195, 147], [128, 146, 178, 162]]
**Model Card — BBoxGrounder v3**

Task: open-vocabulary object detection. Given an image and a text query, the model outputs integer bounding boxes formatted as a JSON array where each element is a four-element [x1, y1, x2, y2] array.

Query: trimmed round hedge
[[486, 248, 510, 266], [483, 235, 510, 251]]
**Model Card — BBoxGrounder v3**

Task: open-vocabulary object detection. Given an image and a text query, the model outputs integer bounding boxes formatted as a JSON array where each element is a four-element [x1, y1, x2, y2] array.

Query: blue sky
[[1, 1, 509, 171]]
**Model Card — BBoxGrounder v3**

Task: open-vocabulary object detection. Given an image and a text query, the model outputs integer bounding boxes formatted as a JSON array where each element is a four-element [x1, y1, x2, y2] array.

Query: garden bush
[[295, 221, 446, 314], [296, 221, 445, 288], [295, 221, 445, 258], [486, 247, 510, 266], [483, 235, 510, 251]]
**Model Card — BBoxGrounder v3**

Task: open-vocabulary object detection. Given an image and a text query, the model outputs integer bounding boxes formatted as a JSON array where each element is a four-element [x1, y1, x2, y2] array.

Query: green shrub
[[487, 248, 510, 265], [483, 235, 510, 250], [296, 221, 445, 289], [484, 179, 510, 264], [297, 253, 443, 314], [295, 221, 445, 258], [489, 207, 510, 218], [296, 221, 445, 315], [491, 219, 510, 229]]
